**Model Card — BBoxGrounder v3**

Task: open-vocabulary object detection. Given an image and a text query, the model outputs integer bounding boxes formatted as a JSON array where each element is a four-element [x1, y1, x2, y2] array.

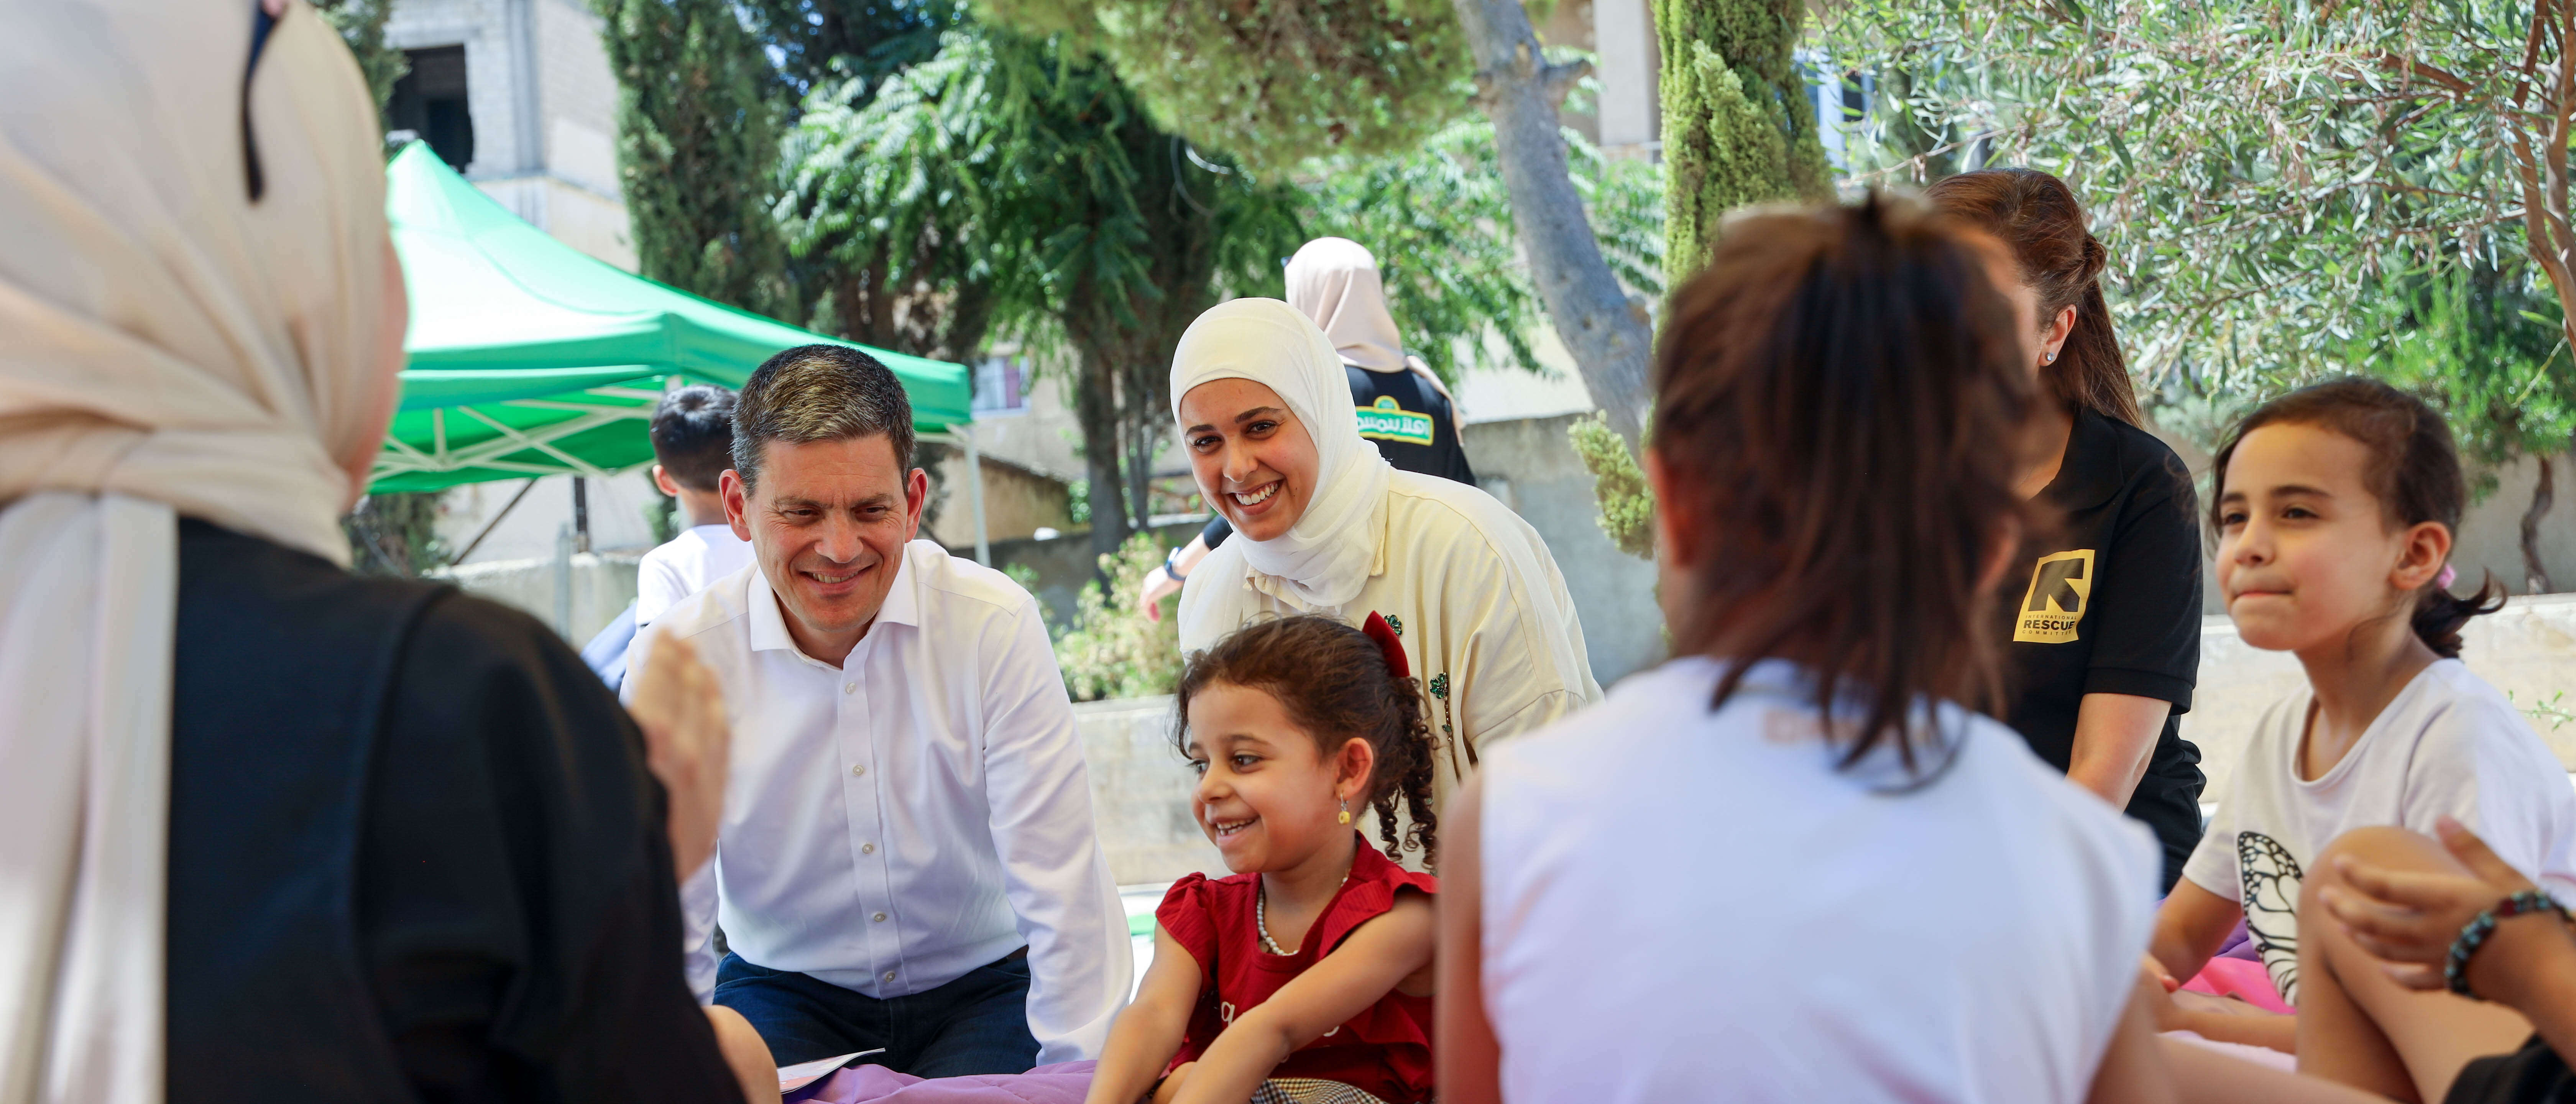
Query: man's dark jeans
[[713, 951, 1040, 1077]]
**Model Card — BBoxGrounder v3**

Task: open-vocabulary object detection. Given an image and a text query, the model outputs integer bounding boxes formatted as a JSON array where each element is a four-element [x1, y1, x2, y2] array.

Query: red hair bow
[[1360, 611, 1409, 679]]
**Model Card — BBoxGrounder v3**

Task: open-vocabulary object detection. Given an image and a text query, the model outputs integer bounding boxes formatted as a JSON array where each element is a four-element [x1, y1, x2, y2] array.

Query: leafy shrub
[[1571, 412, 1655, 559], [1048, 531, 1185, 702]]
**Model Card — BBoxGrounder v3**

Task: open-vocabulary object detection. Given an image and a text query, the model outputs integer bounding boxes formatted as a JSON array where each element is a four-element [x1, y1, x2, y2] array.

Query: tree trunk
[[1449, 0, 1657, 449], [2525, 451, 2559, 595], [1068, 346, 1136, 564]]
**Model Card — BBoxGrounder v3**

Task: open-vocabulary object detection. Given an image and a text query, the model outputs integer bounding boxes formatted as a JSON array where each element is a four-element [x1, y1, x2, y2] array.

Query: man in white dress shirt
[[636, 384, 755, 627], [628, 345, 1130, 1076]]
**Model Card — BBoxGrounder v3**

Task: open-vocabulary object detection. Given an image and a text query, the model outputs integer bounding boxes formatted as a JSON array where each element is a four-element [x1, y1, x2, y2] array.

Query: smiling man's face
[[723, 432, 926, 664]]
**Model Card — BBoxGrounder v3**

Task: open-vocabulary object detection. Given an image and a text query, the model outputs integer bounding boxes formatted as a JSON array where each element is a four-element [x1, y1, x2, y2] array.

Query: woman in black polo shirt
[[1933, 169, 2207, 890]]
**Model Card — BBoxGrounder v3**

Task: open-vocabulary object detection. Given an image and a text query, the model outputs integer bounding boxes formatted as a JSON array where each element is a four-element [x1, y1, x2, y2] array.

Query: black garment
[[714, 951, 1038, 1075], [2448, 1035, 2576, 1104], [167, 519, 741, 1104], [1199, 364, 1475, 550], [1998, 408, 2207, 889]]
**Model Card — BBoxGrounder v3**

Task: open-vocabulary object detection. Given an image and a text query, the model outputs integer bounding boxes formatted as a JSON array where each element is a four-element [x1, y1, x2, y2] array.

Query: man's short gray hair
[[731, 344, 917, 489]]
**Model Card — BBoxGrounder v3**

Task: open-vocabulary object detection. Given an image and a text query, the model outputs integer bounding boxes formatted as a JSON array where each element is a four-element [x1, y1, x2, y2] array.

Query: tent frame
[[374, 386, 992, 566]]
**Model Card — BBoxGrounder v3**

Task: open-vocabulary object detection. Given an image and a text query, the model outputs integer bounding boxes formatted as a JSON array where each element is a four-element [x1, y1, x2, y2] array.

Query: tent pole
[[961, 428, 990, 567]]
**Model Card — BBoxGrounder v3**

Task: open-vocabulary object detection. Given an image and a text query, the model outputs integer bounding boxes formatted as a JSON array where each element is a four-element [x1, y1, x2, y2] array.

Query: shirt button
[[850, 764, 865, 777], [882, 970, 896, 983], [843, 682, 856, 694], [861, 843, 876, 854], [872, 912, 888, 923]]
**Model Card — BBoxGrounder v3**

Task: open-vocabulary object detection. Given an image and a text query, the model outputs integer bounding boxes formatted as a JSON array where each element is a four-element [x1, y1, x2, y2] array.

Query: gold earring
[[1337, 798, 1351, 826]]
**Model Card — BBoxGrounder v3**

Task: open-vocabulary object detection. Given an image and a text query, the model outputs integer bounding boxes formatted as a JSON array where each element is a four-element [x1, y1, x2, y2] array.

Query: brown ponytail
[[1927, 168, 2143, 427], [2208, 378, 2507, 657]]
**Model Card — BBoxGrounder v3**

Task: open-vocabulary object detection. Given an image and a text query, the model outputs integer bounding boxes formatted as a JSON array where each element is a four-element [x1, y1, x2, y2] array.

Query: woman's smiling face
[[1178, 378, 1320, 542]]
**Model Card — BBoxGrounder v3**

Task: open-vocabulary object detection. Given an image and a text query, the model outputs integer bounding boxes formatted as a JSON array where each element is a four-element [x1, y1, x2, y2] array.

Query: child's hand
[[2318, 816, 2546, 994], [2132, 956, 2189, 1032]]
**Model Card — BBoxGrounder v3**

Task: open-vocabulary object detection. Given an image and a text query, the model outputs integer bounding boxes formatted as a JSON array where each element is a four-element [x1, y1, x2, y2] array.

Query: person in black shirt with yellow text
[[1933, 169, 2208, 890], [1138, 238, 1476, 618]]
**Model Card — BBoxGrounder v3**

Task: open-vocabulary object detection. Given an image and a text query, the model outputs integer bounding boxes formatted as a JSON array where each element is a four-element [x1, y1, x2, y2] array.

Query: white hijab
[[0, 2, 392, 1100], [1282, 237, 1451, 400], [1170, 299, 1391, 609]]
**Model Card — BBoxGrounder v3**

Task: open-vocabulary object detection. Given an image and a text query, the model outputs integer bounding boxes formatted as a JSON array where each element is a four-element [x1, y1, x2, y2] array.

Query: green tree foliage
[[1656, 0, 1833, 287], [1820, 0, 2575, 582], [1570, 411, 1654, 556], [598, 0, 793, 315], [1044, 531, 1186, 701], [313, 0, 409, 118], [781, 25, 1302, 563], [974, 0, 1473, 177], [741, 0, 959, 102], [344, 492, 449, 577], [1299, 111, 1665, 383]]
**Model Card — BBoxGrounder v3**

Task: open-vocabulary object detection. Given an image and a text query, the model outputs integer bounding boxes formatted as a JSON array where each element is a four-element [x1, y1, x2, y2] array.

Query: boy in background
[[637, 384, 753, 627]]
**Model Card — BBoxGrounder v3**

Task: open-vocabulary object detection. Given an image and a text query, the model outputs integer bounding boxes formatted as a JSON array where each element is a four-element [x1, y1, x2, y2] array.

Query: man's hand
[[2319, 816, 2556, 999], [629, 632, 730, 881]]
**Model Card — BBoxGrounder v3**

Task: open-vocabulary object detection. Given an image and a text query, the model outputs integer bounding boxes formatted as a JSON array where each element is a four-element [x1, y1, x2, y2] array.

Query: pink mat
[[2182, 957, 2293, 1015], [795, 1060, 1095, 1104]]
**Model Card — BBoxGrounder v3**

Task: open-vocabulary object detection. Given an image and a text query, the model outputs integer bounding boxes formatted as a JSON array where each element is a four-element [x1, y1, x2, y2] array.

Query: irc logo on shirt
[[2014, 549, 2097, 644], [1355, 396, 1435, 446]]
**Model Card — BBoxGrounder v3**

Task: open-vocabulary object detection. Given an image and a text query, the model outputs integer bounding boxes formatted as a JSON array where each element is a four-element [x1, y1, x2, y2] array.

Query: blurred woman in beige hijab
[[0, 3, 762, 1099]]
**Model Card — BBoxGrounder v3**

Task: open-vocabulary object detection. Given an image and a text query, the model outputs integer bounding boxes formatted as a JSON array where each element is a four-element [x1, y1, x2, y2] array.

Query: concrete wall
[[985, 520, 1208, 630], [433, 548, 642, 644], [2187, 593, 2576, 804], [925, 454, 1076, 549], [1461, 412, 1668, 687], [1073, 695, 1227, 885]]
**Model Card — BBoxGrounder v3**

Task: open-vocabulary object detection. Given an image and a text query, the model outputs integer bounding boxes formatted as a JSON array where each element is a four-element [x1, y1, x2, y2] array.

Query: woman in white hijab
[[0, 3, 762, 1100], [1171, 299, 1602, 814], [1139, 239, 1476, 615]]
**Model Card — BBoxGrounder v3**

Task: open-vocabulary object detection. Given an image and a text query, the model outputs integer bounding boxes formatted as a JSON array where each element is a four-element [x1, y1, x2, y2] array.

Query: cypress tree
[[597, 0, 792, 314], [1655, 0, 1832, 289]]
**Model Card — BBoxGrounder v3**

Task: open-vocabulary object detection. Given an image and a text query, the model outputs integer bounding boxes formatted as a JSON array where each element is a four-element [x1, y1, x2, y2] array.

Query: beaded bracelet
[[2445, 889, 2569, 999]]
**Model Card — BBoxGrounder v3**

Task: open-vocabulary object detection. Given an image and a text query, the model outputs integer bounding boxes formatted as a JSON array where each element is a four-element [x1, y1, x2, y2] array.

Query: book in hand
[[778, 1049, 886, 1092]]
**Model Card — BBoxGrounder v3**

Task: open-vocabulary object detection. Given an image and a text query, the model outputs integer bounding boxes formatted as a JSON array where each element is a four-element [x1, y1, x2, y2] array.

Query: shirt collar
[[2042, 407, 2126, 512], [744, 544, 922, 662]]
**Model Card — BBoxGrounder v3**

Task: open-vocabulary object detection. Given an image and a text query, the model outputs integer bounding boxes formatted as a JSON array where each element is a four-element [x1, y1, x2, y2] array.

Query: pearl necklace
[[1255, 884, 1293, 956], [1256, 861, 1356, 957]]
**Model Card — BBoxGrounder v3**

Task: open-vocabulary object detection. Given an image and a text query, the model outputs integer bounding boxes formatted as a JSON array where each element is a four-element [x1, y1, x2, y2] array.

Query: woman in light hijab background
[[1170, 299, 1601, 816], [0, 3, 765, 1099], [1137, 238, 1476, 617]]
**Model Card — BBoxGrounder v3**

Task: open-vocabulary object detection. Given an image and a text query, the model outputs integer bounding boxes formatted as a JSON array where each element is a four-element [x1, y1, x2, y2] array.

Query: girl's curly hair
[[1172, 615, 1438, 864]]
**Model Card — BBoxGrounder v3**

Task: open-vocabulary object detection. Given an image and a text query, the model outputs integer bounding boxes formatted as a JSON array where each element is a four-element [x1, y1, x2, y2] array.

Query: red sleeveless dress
[[1153, 840, 1438, 1103]]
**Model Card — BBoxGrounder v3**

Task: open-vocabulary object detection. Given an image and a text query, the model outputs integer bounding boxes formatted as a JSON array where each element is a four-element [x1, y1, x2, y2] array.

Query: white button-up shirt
[[631, 540, 1130, 1062]]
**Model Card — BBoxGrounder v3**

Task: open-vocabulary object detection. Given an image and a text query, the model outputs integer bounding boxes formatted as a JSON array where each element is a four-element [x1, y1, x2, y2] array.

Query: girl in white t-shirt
[[2145, 377, 2576, 1057], [1433, 195, 2320, 1104]]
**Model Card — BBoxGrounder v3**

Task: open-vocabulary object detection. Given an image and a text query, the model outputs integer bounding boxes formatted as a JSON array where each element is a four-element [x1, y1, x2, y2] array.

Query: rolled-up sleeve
[[977, 598, 1133, 1062]]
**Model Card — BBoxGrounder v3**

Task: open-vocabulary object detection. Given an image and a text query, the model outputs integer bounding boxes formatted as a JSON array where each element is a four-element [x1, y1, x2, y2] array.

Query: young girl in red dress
[[1082, 613, 1440, 1104]]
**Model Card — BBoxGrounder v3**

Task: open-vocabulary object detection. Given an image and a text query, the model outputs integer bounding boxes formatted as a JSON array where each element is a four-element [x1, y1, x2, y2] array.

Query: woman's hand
[[628, 632, 730, 881], [2318, 816, 2556, 999], [1136, 565, 1182, 623]]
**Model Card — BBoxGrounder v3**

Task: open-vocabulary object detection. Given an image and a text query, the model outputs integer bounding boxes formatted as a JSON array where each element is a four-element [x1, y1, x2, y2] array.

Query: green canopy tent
[[373, 142, 991, 562]]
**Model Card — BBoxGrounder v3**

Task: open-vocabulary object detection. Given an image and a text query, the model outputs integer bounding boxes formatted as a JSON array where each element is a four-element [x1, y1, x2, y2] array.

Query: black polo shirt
[[1999, 407, 2207, 889], [1201, 363, 1476, 548]]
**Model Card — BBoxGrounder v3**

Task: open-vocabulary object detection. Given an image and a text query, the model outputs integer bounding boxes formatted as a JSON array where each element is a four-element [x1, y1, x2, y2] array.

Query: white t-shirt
[[1481, 657, 2160, 1104], [634, 523, 754, 626], [2182, 658, 2576, 1004]]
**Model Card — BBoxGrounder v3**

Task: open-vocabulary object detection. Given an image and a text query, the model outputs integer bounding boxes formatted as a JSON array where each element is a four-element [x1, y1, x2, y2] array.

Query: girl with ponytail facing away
[[2141, 378, 2576, 1055]]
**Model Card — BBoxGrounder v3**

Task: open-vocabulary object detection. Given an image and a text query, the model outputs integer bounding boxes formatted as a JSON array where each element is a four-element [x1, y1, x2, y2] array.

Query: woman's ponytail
[[1928, 169, 2143, 427]]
